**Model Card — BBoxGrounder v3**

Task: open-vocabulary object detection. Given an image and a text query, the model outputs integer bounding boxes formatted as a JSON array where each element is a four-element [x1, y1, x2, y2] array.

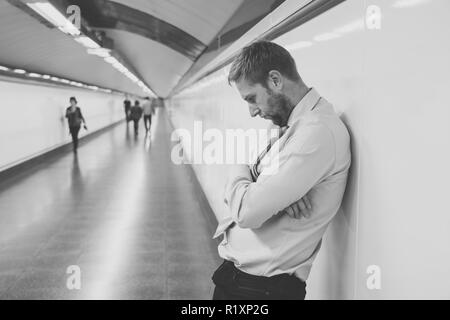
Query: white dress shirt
[[143, 100, 154, 115], [214, 88, 351, 281]]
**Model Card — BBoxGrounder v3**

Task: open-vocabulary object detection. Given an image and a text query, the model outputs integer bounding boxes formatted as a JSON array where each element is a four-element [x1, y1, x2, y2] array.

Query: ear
[[266, 70, 283, 92]]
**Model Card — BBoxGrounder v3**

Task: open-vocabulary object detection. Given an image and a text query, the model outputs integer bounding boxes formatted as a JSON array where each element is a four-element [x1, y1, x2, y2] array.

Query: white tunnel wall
[[0, 79, 126, 171], [167, 0, 450, 299]]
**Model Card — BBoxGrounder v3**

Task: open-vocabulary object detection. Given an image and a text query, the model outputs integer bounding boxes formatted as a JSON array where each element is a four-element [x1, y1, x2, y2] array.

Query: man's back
[[129, 105, 143, 120], [143, 100, 153, 115]]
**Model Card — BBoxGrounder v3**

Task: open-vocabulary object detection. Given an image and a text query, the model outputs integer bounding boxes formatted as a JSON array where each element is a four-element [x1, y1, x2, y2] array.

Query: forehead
[[235, 79, 265, 97]]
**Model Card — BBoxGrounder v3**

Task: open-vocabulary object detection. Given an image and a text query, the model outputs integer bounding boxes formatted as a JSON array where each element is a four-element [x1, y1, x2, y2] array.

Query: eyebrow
[[243, 94, 255, 102]]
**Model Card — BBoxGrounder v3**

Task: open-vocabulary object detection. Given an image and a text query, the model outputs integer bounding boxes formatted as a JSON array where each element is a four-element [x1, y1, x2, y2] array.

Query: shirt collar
[[286, 87, 321, 127]]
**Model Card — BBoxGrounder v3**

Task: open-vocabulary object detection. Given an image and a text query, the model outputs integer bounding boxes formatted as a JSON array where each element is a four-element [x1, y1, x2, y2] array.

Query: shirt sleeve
[[224, 123, 336, 229]]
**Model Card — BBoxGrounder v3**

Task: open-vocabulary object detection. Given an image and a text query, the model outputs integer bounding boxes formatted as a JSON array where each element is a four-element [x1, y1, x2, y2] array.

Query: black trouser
[[69, 125, 81, 151], [212, 260, 306, 300], [133, 119, 140, 134], [143, 115, 152, 131]]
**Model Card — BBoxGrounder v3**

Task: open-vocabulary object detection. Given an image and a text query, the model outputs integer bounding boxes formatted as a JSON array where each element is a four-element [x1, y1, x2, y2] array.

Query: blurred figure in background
[[155, 97, 164, 109], [124, 95, 132, 122], [65, 96, 87, 153], [142, 96, 154, 133], [129, 100, 143, 136]]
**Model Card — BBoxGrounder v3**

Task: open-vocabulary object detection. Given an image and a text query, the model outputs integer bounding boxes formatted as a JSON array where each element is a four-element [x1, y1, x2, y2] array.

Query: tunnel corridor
[[0, 109, 220, 299]]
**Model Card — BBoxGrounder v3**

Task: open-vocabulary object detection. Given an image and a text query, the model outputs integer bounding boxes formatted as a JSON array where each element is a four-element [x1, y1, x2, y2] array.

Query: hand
[[281, 194, 312, 219]]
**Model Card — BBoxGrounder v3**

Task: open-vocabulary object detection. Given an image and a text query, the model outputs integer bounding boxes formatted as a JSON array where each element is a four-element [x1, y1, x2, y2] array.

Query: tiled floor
[[0, 108, 221, 299]]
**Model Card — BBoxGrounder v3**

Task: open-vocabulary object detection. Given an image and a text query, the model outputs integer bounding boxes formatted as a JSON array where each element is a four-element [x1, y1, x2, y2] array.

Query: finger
[[303, 195, 312, 210], [301, 202, 312, 219], [290, 203, 300, 219], [296, 200, 311, 219], [289, 205, 302, 219], [304, 208, 311, 218], [285, 206, 295, 218], [292, 203, 301, 219], [298, 199, 307, 215]]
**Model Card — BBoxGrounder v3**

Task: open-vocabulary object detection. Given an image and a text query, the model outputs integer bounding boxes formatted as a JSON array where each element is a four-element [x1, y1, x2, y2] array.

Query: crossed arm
[[224, 124, 335, 229]]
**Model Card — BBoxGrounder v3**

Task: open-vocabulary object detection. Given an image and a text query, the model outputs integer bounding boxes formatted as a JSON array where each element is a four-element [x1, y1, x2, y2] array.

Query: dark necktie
[[250, 126, 289, 181]]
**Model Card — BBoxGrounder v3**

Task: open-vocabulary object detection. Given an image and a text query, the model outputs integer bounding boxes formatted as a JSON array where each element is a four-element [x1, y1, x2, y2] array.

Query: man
[[142, 97, 154, 132], [129, 100, 143, 135], [212, 41, 351, 300], [124, 96, 131, 122]]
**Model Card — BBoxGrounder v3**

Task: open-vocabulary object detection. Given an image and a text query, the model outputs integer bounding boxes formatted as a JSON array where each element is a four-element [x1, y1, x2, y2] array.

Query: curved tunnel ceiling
[[1, 0, 287, 98], [66, 0, 208, 61]]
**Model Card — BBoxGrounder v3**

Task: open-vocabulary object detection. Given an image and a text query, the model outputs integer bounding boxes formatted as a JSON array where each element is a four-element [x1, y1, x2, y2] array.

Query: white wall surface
[[0, 77, 126, 171], [167, 0, 450, 299]]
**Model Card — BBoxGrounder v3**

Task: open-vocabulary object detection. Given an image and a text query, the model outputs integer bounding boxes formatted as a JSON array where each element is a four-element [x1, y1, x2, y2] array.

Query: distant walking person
[[65, 97, 87, 153], [129, 100, 143, 135], [142, 97, 154, 132], [124, 96, 132, 122]]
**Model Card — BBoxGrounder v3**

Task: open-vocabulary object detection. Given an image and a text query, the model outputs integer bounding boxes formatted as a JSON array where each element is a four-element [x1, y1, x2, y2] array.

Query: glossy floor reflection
[[0, 108, 220, 299]]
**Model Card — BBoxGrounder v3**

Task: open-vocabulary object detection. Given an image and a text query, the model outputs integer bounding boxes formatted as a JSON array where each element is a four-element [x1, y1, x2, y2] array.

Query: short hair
[[135, 100, 140, 105], [69, 96, 77, 103], [228, 41, 300, 86]]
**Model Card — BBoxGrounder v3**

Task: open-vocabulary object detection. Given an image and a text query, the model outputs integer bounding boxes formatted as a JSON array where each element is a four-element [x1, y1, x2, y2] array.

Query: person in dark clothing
[[65, 97, 87, 153], [129, 100, 143, 135], [142, 97, 154, 132], [124, 97, 131, 122]]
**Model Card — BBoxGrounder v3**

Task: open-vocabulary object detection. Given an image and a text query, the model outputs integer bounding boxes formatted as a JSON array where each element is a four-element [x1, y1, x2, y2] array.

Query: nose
[[248, 104, 260, 117]]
